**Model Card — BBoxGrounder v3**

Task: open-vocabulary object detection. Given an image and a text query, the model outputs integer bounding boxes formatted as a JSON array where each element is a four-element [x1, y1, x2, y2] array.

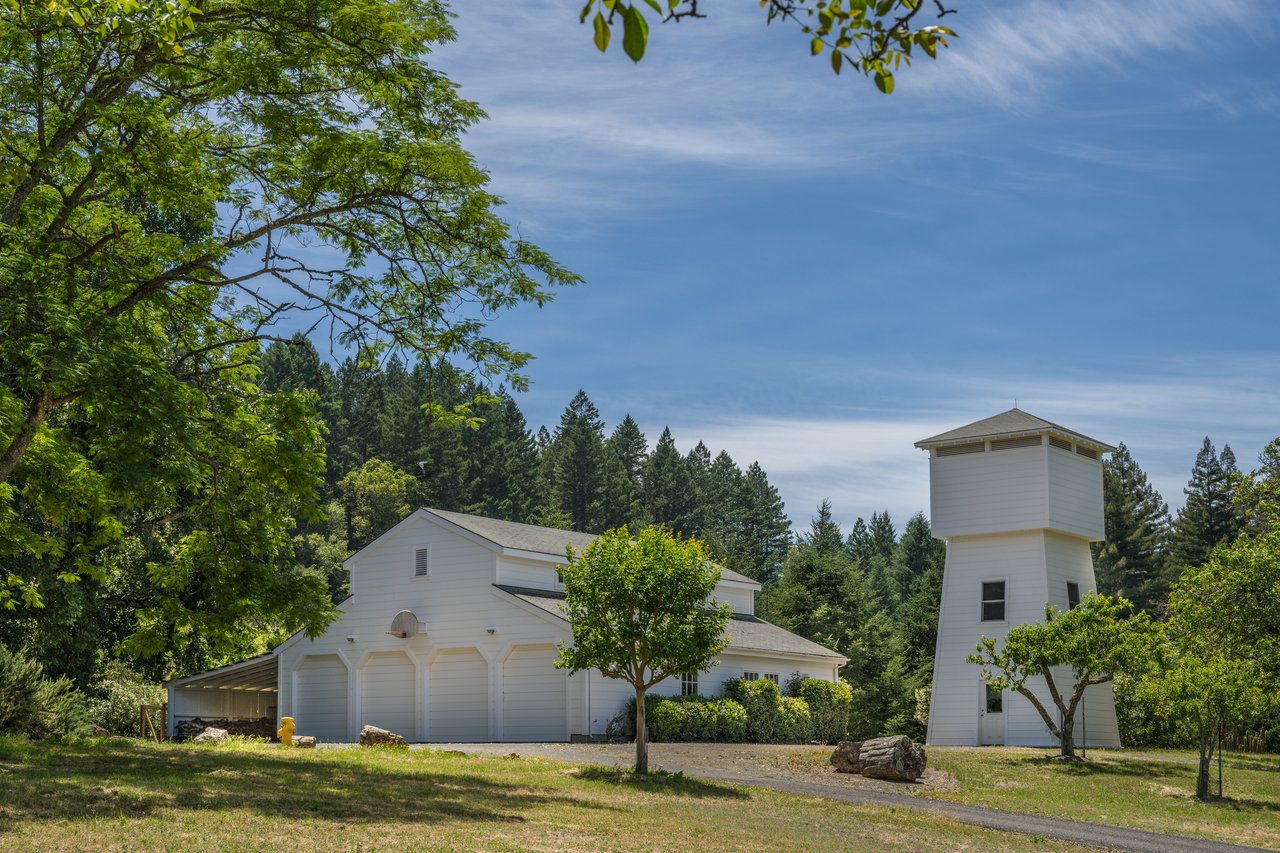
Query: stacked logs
[[174, 716, 276, 741]]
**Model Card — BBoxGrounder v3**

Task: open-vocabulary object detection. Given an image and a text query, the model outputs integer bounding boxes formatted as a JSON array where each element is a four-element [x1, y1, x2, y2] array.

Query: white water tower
[[917, 409, 1121, 747]]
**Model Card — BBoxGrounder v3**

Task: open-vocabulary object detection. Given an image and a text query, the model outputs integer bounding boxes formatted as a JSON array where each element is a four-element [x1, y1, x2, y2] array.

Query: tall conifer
[[1092, 443, 1170, 612], [1169, 437, 1241, 574]]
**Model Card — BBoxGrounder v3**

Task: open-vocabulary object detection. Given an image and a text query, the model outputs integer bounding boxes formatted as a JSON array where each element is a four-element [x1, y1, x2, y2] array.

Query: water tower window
[[1067, 582, 1081, 610], [981, 581, 1006, 622]]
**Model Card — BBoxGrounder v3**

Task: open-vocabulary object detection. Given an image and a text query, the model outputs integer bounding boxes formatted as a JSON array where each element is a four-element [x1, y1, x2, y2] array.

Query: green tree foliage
[[0, 0, 574, 634], [969, 594, 1152, 760], [555, 526, 731, 773], [87, 661, 165, 737], [1093, 443, 1171, 613], [1168, 438, 1241, 576], [759, 502, 895, 738], [338, 459, 423, 553], [731, 462, 792, 583], [893, 513, 946, 679], [1144, 486, 1279, 797], [578, 0, 957, 92]]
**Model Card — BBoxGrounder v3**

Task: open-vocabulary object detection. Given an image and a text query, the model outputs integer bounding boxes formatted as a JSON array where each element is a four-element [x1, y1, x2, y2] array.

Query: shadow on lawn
[[0, 738, 610, 831], [571, 766, 749, 799]]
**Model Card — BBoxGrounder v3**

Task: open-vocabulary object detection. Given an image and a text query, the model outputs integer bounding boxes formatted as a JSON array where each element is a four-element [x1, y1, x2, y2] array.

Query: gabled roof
[[914, 408, 1115, 453], [426, 508, 759, 586], [494, 585, 847, 663]]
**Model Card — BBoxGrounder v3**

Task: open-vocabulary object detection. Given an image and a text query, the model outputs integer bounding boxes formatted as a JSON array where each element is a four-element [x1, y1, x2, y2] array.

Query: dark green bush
[[88, 661, 166, 737], [786, 676, 852, 744], [723, 677, 780, 743], [0, 645, 90, 738], [776, 696, 814, 743]]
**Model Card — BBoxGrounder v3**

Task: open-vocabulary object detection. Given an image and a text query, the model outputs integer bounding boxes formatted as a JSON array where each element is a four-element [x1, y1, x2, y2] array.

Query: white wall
[[930, 445, 1051, 538], [169, 686, 276, 732], [1047, 447, 1106, 540]]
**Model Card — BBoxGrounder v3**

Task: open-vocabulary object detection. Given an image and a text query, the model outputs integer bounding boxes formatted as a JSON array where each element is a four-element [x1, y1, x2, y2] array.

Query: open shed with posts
[[166, 653, 278, 740]]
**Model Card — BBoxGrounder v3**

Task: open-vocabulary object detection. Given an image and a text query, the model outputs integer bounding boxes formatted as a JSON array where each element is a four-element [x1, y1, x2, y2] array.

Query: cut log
[[830, 735, 926, 781]]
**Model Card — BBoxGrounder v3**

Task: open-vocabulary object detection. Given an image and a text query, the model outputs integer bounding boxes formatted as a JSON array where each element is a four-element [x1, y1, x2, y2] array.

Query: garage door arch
[[359, 650, 417, 739], [427, 646, 489, 742]]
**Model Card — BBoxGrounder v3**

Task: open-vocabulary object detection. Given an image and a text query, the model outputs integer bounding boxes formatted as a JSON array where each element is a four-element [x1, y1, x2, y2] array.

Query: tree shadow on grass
[[570, 766, 749, 799], [0, 738, 622, 833]]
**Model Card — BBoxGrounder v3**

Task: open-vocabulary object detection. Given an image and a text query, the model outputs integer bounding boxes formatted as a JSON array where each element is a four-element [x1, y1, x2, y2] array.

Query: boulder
[[359, 725, 407, 748], [830, 735, 926, 782], [89, 724, 112, 737], [193, 726, 229, 744], [294, 736, 317, 749]]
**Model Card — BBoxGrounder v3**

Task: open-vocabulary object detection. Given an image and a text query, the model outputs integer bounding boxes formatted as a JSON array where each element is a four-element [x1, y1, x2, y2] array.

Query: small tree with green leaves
[[968, 593, 1151, 760], [556, 526, 731, 773]]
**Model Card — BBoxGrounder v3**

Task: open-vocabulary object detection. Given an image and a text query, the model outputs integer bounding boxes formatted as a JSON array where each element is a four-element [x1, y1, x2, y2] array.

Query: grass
[[921, 746, 1280, 849], [0, 736, 1091, 852]]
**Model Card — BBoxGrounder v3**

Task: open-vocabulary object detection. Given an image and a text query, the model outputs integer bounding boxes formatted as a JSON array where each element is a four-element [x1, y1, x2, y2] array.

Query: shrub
[[0, 646, 90, 738], [613, 694, 747, 742], [723, 677, 780, 743], [88, 661, 166, 737], [776, 696, 814, 743], [786, 676, 852, 744]]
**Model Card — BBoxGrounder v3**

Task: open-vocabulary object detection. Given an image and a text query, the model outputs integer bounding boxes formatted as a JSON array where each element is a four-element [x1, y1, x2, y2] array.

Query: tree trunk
[[1059, 713, 1077, 760], [1196, 727, 1214, 800], [0, 388, 52, 485], [634, 685, 648, 774]]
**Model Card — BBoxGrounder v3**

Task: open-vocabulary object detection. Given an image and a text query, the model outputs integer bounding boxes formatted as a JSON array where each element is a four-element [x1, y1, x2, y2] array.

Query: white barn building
[[918, 409, 1122, 748], [167, 509, 845, 742]]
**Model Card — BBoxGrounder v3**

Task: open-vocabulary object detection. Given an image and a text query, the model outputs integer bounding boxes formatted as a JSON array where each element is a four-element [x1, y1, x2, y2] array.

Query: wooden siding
[[294, 655, 349, 743], [1047, 447, 1106, 540], [929, 446, 1050, 538]]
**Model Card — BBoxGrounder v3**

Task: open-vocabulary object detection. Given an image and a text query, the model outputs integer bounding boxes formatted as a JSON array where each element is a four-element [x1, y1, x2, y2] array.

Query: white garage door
[[428, 648, 489, 742], [361, 652, 416, 739], [502, 645, 567, 742], [295, 655, 348, 743]]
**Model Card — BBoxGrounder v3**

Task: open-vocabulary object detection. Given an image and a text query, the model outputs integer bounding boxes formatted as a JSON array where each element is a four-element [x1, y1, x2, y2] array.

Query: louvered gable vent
[[1049, 436, 1073, 451], [990, 435, 1042, 451], [414, 547, 430, 577], [937, 442, 986, 457], [1075, 446, 1099, 460]]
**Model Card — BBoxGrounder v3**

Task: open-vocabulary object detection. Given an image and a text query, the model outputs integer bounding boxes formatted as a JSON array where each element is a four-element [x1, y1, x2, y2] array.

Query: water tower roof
[[915, 408, 1115, 453]]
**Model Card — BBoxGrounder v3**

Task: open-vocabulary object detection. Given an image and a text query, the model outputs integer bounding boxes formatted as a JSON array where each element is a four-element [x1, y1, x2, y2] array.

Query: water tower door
[[979, 683, 1004, 745]]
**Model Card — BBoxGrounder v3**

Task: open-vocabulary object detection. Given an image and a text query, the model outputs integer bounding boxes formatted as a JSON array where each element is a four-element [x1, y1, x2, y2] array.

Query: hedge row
[[608, 676, 853, 745]]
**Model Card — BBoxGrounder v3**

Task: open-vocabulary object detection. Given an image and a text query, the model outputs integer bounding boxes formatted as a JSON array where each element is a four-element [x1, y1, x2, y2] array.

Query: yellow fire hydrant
[[278, 716, 295, 746]]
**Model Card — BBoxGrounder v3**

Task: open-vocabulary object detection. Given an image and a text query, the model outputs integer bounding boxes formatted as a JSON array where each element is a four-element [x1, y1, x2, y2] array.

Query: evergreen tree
[[640, 428, 699, 536], [698, 450, 745, 563], [804, 499, 846, 554], [846, 517, 872, 564], [685, 441, 713, 535], [1092, 443, 1170, 612], [545, 391, 609, 532], [456, 391, 546, 523], [608, 415, 649, 484], [865, 510, 899, 610], [1168, 438, 1242, 575], [733, 462, 791, 583], [894, 513, 946, 677]]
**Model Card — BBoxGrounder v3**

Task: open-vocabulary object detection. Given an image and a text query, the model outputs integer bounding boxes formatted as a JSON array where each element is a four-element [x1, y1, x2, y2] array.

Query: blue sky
[[411, 0, 1280, 531]]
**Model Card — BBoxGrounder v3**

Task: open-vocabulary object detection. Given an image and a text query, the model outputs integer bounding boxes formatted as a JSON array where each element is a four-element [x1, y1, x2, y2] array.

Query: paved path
[[441, 742, 1268, 853]]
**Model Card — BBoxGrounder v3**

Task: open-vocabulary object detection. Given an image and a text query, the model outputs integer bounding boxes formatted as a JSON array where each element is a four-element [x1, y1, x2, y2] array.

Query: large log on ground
[[830, 735, 926, 781]]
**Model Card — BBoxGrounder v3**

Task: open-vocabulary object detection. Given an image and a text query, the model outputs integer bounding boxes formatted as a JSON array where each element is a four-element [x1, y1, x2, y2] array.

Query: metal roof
[[494, 585, 846, 662], [165, 653, 278, 691], [427, 508, 759, 586], [914, 408, 1116, 452]]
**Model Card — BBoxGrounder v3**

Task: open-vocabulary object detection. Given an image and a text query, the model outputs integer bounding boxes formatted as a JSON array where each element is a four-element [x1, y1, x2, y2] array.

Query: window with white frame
[[681, 672, 698, 696], [743, 671, 759, 682], [413, 547, 430, 578], [981, 581, 1005, 621], [764, 673, 779, 685]]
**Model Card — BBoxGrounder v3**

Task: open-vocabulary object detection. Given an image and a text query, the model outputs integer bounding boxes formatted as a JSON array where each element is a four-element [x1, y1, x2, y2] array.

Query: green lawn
[[0, 737, 1086, 852], [922, 746, 1280, 850]]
